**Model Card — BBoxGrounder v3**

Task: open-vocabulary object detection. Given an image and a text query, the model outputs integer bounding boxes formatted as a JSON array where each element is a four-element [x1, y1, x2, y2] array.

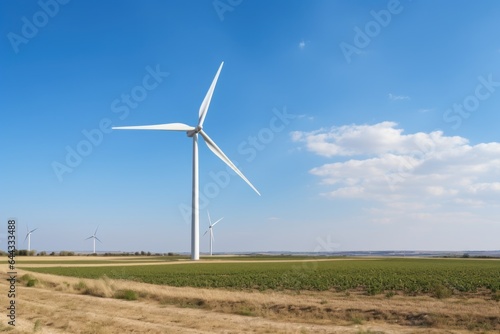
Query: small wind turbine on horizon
[[85, 226, 102, 254], [203, 211, 223, 256], [112, 62, 260, 260], [24, 226, 37, 252]]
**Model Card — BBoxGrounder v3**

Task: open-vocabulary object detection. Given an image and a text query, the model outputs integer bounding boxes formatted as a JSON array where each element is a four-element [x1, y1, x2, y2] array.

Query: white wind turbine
[[203, 211, 223, 256], [85, 226, 101, 254], [112, 62, 260, 260], [24, 226, 38, 253]]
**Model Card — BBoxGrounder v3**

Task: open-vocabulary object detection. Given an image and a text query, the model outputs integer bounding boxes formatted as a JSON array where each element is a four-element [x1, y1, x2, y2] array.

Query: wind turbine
[[85, 226, 101, 254], [112, 62, 260, 260], [203, 211, 223, 256], [24, 226, 37, 253]]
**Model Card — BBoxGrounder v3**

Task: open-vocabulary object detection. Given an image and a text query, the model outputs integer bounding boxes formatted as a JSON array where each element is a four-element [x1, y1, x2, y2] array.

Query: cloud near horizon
[[291, 122, 500, 225]]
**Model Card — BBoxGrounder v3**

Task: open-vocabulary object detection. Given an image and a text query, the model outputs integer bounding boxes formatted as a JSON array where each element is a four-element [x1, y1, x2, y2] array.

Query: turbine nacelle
[[186, 125, 202, 138]]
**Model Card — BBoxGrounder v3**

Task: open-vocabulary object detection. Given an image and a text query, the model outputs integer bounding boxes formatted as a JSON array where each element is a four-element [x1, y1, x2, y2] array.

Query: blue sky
[[1, 0, 500, 253]]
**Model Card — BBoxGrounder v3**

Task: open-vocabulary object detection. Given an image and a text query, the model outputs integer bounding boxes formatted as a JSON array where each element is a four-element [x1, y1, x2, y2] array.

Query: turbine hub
[[187, 125, 202, 137]]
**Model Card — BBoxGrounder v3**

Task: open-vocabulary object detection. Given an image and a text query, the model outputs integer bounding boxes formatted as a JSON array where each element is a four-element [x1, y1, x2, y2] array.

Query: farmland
[[23, 258, 500, 297], [4, 256, 499, 333]]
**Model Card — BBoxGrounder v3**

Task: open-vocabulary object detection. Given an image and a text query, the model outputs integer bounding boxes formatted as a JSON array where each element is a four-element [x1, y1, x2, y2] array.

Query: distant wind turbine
[[112, 62, 260, 260], [24, 226, 38, 252], [203, 211, 223, 256], [85, 226, 101, 254]]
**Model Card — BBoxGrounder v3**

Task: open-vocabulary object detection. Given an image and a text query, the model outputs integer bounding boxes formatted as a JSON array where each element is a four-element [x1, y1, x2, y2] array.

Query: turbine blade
[[112, 123, 195, 131], [212, 217, 223, 227], [199, 130, 261, 196], [202, 229, 209, 236], [24, 234, 29, 242], [85, 236, 93, 240], [94, 226, 99, 236], [207, 211, 212, 225], [30, 228, 38, 233], [95, 237, 102, 243], [198, 62, 224, 128], [211, 230, 215, 242]]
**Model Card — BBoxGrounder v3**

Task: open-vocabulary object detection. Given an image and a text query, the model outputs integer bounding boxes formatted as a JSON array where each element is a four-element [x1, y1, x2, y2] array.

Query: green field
[[23, 258, 500, 296]]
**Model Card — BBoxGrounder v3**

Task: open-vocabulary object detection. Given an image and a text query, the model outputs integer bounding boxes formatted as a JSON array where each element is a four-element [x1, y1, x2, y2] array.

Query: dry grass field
[[1, 256, 499, 333]]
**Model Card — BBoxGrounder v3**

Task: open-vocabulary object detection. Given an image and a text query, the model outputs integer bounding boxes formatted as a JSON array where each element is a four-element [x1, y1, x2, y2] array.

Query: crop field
[[6, 256, 499, 333], [23, 258, 500, 297]]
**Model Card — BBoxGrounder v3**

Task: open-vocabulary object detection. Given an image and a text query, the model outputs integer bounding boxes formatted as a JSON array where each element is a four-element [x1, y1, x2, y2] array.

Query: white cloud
[[290, 121, 467, 158], [299, 40, 306, 50], [388, 93, 410, 101], [292, 121, 500, 226]]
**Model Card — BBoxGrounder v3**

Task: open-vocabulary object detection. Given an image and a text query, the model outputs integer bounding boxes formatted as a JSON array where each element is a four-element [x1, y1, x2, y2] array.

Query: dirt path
[[17, 257, 364, 268], [0, 280, 466, 334], [3, 286, 404, 334]]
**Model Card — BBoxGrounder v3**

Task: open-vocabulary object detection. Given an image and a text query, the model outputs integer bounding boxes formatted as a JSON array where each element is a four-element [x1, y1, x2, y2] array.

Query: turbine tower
[[112, 62, 260, 260], [85, 226, 101, 254], [24, 226, 37, 253], [203, 211, 223, 256]]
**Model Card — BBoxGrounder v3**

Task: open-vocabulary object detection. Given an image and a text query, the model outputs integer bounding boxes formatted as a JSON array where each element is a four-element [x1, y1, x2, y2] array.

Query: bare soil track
[[15, 256, 358, 268], [1, 258, 498, 333]]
